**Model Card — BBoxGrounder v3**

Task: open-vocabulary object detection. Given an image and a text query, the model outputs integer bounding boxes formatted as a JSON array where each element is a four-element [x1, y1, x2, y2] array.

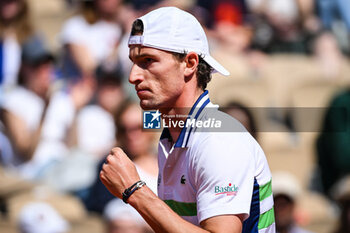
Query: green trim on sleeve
[[259, 179, 272, 201], [258, 207, 275, 230], [164, 200, 197, 216]]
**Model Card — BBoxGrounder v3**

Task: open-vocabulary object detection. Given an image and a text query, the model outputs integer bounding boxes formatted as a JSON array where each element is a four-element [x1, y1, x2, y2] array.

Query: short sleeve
[[190, 132, 255, 223], [60, 16, 86, 45]]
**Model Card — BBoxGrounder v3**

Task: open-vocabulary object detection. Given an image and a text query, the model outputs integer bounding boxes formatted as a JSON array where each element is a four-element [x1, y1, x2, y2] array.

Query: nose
[[129, 64, 144, 85]]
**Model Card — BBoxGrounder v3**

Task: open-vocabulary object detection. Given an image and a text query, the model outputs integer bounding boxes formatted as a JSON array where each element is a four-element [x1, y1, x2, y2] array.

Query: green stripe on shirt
[[258, 208, 275, 230], [259, 179, 272, 201], [164, 200, 197, 216]]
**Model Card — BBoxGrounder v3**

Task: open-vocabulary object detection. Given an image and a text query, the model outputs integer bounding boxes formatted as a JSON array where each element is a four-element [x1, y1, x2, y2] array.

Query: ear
[[184, 52, 199, 77]]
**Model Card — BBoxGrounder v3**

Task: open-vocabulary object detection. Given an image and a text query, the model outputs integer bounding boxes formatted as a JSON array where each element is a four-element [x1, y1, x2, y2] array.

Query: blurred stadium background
[[1, 0, 350, 232]]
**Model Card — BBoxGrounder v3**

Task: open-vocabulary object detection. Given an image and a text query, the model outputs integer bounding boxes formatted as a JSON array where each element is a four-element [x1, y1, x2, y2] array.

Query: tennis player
[[100, 7, 275, 233]]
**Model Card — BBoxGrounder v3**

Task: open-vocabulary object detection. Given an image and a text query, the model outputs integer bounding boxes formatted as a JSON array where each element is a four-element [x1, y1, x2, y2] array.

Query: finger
[[105, 154, 115, 165], [111, 147, 124, 156], [99, 169, 113, 189], [99, 170, 108, 186], [101, 162, 108, 173]]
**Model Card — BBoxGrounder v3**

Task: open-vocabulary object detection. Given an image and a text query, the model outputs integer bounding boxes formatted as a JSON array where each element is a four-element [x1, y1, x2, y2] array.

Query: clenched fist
[[100, 147, 141, 199]]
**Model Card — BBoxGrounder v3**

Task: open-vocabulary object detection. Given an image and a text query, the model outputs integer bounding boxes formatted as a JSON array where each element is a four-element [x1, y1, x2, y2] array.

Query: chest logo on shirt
[[180, 175, 186, 184], [215, 183, 238, 196]]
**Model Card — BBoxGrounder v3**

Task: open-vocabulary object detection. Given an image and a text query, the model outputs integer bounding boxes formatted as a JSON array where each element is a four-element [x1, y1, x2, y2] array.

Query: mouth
[[135, 87, 151, 98]]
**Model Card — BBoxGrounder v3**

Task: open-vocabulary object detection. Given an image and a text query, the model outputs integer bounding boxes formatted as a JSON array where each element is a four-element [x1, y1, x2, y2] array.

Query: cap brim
[[203, 55, 230, 76], [26, 54, 55, 67]]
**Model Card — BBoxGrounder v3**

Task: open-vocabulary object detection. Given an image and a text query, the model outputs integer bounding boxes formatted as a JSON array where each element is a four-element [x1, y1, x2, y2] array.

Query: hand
[[100, 147, 140, 199], [70, 78, 95, 110]]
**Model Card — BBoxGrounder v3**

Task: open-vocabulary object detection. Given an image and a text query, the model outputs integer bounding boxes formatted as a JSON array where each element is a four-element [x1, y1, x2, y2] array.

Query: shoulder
[[329, 90, 350, 107], [188, 107, 266, 167], [191, 108, 255, 150], [79, 105, 110, 118], [77, 105, 114, 127], [62, 15, 87, 28], [60, 15, 87, 41], [2, 87, 42, 110], [189, 131, 257, 169]]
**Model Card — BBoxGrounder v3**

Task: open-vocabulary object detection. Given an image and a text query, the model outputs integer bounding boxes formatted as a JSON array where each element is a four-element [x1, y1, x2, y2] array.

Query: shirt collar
[[160, 90, 211, 148]]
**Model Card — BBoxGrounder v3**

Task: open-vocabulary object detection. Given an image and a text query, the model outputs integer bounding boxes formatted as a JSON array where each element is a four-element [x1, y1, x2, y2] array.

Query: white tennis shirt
[[157, 90, 275, 233]]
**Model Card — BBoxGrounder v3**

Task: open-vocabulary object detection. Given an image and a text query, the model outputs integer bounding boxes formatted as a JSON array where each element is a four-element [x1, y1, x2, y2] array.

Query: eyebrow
[[129, 53, 156, 62]]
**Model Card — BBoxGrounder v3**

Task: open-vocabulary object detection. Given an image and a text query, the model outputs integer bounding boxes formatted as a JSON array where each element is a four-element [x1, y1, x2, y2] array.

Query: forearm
[[68, 44, 96, 76], [3, 111, 37, 161], [100, 148, 243, 233], [128, 186, 209, 233]]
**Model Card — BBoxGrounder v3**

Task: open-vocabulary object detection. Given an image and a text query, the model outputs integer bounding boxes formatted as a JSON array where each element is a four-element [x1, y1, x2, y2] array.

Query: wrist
[[128, 184, 155, 208], [122, 180, 146, 204]]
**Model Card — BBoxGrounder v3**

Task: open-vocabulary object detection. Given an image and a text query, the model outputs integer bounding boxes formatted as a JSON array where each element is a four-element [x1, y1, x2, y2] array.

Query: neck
[[160, 88, 204, 143]]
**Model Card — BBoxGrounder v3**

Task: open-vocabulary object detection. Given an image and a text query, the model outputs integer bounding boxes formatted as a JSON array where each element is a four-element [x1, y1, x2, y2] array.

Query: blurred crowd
[[0, 0, 350, 232]]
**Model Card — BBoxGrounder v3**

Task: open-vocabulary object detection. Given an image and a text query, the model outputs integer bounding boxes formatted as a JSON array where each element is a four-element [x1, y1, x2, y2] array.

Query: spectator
[[221, 102, 258, 139], [312, 31, 348, 79], [196, 0, 247, 28], [296, 0, 321, 34], [273, 172, 313, 233], [316, 90, 350, 196], [103, 198, 152, 233], [1, 36, 54, 170], [76, 63, 125, 159], [114, 101, 158, 183], [0, 0, 42, 88], [318, 0, 350, 54], [317, 0, 350, 34], [59, 0, 123, 82], [331, 175, 350, 233], [1, 39, 94, 181], [38, 63, 124, 198], [18, 202, 70, 233], [0, 122, 15, 167], [248, 0, 313, 53]]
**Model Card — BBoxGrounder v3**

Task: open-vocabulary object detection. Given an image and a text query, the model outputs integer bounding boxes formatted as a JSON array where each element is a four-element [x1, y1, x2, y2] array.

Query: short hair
[[130, 19, 212, 90]]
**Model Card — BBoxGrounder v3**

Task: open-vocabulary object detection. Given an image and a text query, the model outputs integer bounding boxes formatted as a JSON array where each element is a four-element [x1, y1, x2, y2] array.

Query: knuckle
[[99, 171, 105, 180], [105, 155, 112, 164], [102, 162, 108, 171], [111, 147, 123, 155]]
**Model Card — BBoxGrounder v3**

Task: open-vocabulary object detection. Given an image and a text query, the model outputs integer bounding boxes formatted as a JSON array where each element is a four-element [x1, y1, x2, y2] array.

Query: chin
[[139, 100, 160, 110]]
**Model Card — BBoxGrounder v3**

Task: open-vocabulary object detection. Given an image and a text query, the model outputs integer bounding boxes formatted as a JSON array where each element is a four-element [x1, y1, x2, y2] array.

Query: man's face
[[274, 195, 294, 229], [129, 46, 186, 110]]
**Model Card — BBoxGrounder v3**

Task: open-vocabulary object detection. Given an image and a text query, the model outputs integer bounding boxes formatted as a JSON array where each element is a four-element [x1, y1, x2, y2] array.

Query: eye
[[145, 57, 154, 63], [138, 57, 155, 68]]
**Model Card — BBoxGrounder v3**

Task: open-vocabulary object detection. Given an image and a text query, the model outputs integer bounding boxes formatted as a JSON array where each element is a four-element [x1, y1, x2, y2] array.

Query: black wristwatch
[[122, 180, 146, 203]]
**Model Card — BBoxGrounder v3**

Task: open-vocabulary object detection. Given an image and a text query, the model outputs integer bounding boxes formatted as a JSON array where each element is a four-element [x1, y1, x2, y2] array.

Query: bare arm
[[100, 147, 244, 233], [2, 109, 47, 161], [129, 187, 244, 233], [67, 43, 96, 77]]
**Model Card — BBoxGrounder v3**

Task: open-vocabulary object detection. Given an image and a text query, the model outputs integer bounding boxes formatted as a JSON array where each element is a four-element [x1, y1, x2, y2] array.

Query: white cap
[[18, 202, 69, 233], [272, 171, 302, 200], [103, 199, 145, 224], [128, 7, 230, 76], [266, 0, 299, 22]]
